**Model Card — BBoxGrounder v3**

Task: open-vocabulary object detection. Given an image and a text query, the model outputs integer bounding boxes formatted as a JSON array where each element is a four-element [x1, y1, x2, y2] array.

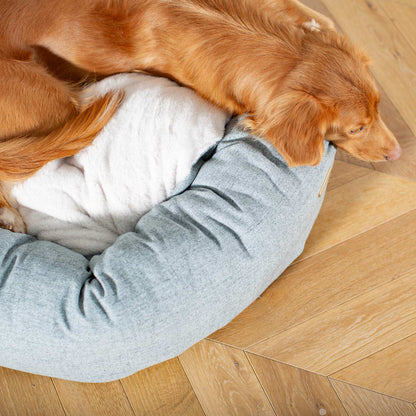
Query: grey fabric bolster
[[0, 119, 335, 382]]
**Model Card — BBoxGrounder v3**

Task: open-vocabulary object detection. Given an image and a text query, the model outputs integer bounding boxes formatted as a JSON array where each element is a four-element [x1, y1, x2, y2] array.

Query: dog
[[0, 0, 401, 232]]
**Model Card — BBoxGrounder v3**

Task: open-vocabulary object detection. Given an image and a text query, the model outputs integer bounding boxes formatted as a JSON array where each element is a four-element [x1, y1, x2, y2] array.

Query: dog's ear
[[244, 91, 334, 167]]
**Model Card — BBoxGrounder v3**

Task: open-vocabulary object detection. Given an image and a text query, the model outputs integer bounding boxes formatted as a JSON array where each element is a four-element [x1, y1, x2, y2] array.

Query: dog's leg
[[0, 207, 26, 234], [0, 185, 26, 234], [27, 1, 314, 116]]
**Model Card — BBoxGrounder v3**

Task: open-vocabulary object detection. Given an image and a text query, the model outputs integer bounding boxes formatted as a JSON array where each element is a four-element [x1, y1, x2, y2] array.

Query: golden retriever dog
[[0, 0, 401, 231]]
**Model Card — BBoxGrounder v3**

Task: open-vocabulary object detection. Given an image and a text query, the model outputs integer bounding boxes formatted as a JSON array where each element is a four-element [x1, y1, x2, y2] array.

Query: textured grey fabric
[[0, 119, 335, 382]]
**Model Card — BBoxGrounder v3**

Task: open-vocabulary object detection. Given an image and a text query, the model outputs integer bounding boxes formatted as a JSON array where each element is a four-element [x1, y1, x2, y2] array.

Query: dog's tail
[[0, 91, 124, 182]]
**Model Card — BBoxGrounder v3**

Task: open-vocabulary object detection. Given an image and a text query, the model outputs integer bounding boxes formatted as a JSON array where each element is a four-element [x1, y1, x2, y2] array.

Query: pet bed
[[0, 74, 335, 382]]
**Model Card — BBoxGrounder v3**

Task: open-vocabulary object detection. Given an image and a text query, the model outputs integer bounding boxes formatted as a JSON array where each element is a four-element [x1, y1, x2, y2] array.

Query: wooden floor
[[1, 0, 416, 414]]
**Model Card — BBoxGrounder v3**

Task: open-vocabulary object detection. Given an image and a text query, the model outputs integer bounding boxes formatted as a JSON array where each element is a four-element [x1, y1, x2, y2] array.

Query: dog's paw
[[0, 207, 26, 233], [303, 19, 321, 32]]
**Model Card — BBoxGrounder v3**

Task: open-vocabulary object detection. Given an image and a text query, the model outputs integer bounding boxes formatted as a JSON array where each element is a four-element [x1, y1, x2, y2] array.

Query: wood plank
[[300, 0, 337, 18], [210, 209, 416, 349], [319, 0, 416, 136], [300, 170, 416, 260], [249, 269, 416, 375], [379, 0, 416, 56], [120, 358, 205, 416], [332, 334, 416, 402], [179, 339, 275, 416], [0, 367, 65, 416], [325, 160, 371, 192], [331, 379, 416, 416], [247, 353, 347, 416], [52, 378, 134, 416], [335, 149, 374, 171], [389, 0, 416, 8], [371, 83, 416, 182]]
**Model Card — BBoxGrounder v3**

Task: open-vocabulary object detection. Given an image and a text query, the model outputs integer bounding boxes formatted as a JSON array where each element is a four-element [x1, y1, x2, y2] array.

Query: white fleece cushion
[[12, 73, 229, 255]]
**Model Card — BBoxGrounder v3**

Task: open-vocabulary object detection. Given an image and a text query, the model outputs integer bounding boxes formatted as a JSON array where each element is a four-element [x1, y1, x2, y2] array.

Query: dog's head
[[244, 30, 401, 167]]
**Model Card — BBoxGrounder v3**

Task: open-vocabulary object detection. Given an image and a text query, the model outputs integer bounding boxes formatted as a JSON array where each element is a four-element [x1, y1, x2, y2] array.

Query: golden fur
[[0, 0, 401, 231]]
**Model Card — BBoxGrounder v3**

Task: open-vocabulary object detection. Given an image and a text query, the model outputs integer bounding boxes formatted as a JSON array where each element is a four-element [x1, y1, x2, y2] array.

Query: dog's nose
[[385, 144, 402, 161]]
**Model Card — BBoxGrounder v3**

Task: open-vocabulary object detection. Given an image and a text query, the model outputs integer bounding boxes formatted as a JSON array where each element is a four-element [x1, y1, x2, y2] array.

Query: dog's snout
[[385, 144, 402, 161]]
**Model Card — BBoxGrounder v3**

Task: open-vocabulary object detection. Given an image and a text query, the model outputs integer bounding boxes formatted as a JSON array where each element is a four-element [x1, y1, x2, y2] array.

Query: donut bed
[[0, 74, 335, 382]]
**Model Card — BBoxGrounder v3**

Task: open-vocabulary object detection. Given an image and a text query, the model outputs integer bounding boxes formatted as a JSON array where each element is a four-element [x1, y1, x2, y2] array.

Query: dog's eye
[[349, 126, 365, 135]]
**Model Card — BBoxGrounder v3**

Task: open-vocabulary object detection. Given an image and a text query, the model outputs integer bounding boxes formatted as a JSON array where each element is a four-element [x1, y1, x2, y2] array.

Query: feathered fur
[[0, 0, 400, 231]]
